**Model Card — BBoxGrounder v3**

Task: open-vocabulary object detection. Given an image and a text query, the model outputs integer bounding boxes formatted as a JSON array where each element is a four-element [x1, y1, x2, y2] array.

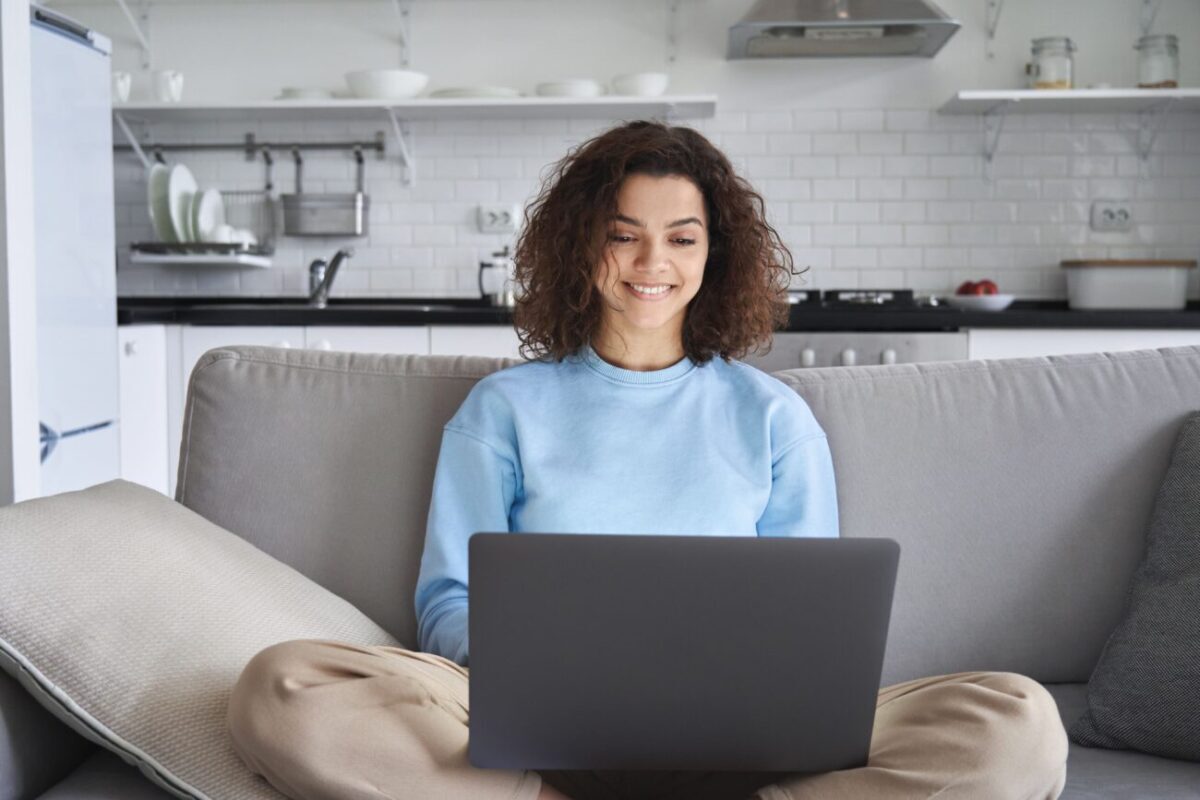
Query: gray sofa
[[4, 343, 1200, 800]]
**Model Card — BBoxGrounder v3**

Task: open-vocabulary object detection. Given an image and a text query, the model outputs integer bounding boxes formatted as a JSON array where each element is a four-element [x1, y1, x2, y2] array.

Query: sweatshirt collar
[[579, 343, 696, 385]]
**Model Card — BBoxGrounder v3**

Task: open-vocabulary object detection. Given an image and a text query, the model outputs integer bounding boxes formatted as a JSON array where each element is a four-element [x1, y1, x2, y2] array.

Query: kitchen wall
[[50, 0, 1200, 300]]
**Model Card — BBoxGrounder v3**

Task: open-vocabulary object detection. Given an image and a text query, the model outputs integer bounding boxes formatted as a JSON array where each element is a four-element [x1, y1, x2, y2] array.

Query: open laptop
[[468, 533, 899, 773]]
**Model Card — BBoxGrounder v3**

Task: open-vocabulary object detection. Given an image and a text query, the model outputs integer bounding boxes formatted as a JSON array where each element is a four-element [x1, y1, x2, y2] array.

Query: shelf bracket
[[113, 111, 151, 170], [112, 0, 151, 69], [981, 100, 1013, 181], [384, 107, 415, 186], [1136, 96, 1177, 163], [391, 0, 412, 67], [1140, 0, 1162, 38], [984, 0, 1005, 60], [665, 0, 679, 65]]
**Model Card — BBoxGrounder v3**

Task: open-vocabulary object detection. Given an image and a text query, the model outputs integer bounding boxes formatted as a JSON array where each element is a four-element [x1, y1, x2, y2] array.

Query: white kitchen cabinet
[[429, 325, 525, 359], [967, 329, 1200, 360], [304, 326, 428, 355], [117, 325, 169, 496], [167, 326, 304, 497]]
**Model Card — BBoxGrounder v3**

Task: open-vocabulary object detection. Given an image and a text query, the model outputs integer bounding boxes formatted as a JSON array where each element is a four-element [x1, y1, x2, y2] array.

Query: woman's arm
[[414, 426, 519, 666], [756, 433, 840, 539]]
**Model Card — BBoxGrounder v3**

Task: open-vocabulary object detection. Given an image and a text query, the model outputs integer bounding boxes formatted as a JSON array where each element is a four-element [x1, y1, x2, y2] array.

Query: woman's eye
[[674, 238, 696, 246], [608, 234, 633, 243]]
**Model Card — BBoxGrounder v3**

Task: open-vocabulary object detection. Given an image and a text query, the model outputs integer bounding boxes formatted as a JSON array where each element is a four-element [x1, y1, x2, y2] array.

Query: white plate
[[166, 164, 198, 243], [191, 188, 225, 242], [146, 163, 175, 243], [535, 79, 604, 97], [945, 293, 1015, 311], [274, 87, 333, 100], [429, 86, 521, 99]]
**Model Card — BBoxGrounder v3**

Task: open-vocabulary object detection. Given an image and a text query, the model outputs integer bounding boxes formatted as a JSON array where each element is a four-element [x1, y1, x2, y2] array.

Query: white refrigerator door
[[31, 11, 120, 496]]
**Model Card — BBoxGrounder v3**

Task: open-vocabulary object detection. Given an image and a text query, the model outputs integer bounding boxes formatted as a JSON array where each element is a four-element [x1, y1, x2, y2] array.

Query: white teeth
[[628, 283, 671, 295]]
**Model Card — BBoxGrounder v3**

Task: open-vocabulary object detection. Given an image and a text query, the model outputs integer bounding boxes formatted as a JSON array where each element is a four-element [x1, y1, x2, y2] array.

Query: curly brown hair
[[511, 119, 807, 365]]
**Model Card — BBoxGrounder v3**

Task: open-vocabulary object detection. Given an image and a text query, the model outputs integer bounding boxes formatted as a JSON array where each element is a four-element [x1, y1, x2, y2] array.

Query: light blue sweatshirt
[[413, 343, 840, 666]]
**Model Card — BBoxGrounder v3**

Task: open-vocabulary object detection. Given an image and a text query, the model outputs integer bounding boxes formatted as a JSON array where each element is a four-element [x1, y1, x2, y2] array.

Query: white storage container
[[1061, 259, 1196, 310]]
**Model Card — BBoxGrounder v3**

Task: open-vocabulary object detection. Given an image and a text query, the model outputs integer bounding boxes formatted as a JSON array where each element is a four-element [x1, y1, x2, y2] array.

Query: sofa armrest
[[0, 668, 95, 800]]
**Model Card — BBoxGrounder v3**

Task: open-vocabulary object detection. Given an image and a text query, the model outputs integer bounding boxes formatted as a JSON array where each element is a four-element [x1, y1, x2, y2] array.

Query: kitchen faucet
[[308, 248, 354, 308]]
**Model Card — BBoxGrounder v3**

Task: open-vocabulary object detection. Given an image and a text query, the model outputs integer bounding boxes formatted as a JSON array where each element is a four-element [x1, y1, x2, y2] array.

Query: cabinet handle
[[881, 348, 897, 365], [314, 339, 333, 351], [800, 348, 816, 367], [840, 348, 857, 366], [274, 340, 292, 349], [123, 341, 138, 356]]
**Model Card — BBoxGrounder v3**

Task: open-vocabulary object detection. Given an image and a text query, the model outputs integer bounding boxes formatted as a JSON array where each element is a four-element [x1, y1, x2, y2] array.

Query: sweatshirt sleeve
[[413, 425, 519, 666], [756, 433, 840, 539]]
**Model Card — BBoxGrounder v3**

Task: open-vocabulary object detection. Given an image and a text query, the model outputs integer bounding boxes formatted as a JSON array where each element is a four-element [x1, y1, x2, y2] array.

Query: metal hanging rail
[[113, 131, 386, 161]]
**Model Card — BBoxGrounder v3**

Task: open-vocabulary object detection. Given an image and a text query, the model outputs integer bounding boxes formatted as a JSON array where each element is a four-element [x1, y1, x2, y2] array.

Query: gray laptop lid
[[468, 533, 899, 772]]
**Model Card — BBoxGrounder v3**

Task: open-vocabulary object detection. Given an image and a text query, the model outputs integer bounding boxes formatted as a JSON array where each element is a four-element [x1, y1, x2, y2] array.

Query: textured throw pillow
[[1070, 410, 1200, 760], [0, 479, 401, 799]]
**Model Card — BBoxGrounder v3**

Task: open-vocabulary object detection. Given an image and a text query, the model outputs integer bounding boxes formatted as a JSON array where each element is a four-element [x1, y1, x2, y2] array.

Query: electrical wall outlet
[[476, 204, 521, 234], [1090, 200, 1134, 232]]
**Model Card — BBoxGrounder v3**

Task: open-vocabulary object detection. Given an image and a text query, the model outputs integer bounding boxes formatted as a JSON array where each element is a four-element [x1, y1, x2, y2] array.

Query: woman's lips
[[624, 282, 674, 301]]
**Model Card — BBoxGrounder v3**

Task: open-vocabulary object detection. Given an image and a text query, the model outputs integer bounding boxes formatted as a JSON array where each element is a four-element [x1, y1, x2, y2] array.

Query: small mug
[[153, 69, 184, 103], [111, 71, 131, 103]]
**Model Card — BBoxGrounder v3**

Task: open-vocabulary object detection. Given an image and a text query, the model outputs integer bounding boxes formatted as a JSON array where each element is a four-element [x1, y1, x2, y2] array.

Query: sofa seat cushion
[[1046, 683, 1200, 799], [38, 749, 177, 800]]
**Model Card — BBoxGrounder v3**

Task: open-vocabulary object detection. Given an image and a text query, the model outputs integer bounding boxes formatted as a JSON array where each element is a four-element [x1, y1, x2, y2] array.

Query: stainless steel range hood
[[728, 0, 961, 58]]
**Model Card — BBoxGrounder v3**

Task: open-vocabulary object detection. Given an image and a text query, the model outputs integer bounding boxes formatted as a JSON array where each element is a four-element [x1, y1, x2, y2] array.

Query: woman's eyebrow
[[614, 213, 704, 229]]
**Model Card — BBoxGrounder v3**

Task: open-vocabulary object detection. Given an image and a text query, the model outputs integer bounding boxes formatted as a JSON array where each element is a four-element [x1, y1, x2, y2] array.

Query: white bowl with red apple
[[945, 279, 1014, 311]]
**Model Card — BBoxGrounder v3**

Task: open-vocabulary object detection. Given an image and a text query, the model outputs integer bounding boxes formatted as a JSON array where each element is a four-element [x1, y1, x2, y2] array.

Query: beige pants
[[227, 639, 1068, 800]]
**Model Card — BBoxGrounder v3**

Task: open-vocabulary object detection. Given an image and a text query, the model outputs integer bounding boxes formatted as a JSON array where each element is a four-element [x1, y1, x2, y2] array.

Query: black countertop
[[117, 296, 1200, 332]]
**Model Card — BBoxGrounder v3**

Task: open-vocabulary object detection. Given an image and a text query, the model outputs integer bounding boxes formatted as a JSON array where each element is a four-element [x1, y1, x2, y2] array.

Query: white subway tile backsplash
[[858, 225, 904, 246], [791, 110, 839, 131], [837, 156, 883, 178], [839, 110, 885, 132], [748, 111, 793, 132], [858, 178, 905, 200], [836, 202, 880, 223], [812, 134, 858, 155], [812, 179, 856, 200], [790, 156, 838, 178], [885, 110, 930, 131], [115, 108, 1200, 301], [767, 134, 813, 155], [814, 225, 858, 246]]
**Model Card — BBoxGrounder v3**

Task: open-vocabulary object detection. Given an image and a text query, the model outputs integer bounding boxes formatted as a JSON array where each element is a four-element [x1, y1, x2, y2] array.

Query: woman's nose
[[633, 239, 670, 269]]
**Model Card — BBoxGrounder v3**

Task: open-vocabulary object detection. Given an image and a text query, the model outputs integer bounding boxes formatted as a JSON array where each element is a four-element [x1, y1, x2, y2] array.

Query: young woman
[[227, 120, 1067, 800]]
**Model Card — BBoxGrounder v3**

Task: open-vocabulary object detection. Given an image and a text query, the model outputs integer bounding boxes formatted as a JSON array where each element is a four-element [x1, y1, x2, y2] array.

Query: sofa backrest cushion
[[178, 345, 1200, 684], [177, 348, 520, 651], [774, 345, 1200, 684]]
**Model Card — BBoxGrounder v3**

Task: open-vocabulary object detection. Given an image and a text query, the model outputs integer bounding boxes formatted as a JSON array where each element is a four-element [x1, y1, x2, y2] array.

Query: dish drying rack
[[131, 187, 277, 268], [120, 133, 387, 268]]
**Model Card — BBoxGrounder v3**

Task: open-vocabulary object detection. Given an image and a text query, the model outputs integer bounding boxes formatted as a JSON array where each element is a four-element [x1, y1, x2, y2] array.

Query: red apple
[[976, 279, 999, 295], [956, 281, 977, 295]]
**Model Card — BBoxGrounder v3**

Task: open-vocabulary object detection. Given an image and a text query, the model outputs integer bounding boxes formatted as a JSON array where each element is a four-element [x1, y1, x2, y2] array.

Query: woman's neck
[[590, 329, 686, 372]]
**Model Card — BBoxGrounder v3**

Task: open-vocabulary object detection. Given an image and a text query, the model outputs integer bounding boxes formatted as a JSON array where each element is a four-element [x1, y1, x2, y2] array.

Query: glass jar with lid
[[1028, 37, 1076, 89], [1136, 34, 1179, 88]]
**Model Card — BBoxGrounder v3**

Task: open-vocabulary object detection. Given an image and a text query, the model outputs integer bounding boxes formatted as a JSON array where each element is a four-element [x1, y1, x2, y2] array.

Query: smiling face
[[593, 173, 710, 361]]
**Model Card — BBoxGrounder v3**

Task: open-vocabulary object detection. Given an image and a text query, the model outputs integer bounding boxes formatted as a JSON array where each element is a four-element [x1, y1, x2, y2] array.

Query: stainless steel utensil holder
[[282, 146, 370, 237]]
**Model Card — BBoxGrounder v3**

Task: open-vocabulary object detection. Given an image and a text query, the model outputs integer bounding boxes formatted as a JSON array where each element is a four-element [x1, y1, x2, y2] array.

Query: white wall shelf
[[939, 88, 1200, 115], [112, 95, 718, 123], [938, 88, 1200, 172]]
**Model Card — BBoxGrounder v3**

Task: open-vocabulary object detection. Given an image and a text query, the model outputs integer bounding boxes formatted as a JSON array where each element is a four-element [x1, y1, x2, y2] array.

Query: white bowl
[[945, 293, 1015, 311], [611, 72, 669, 97], [535, 79, 604, 98], [345, 69, 429, 100]]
